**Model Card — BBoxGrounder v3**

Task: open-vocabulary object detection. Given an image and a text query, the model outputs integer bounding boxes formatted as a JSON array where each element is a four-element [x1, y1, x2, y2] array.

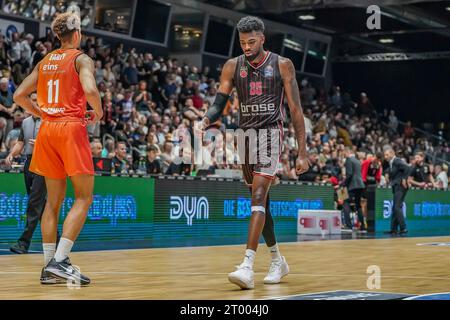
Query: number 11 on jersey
[[47, 79, 60, 103]]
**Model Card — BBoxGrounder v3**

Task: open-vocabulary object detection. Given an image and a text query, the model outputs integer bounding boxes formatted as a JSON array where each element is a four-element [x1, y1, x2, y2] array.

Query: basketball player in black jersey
[[199, 16, 309, 289]]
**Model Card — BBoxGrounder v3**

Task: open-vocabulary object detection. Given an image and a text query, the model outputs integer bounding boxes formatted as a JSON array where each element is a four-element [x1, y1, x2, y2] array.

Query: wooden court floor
[[1, 236, 450, 299]]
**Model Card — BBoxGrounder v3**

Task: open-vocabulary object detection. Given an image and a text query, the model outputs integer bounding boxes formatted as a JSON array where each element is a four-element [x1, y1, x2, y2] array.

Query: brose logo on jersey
[[240, 102, 275, 114]]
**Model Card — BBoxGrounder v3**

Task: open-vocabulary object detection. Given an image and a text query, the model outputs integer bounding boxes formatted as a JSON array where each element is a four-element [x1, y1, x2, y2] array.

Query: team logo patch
[[264, 65, 273, 77], [240, 66, 248, 78]]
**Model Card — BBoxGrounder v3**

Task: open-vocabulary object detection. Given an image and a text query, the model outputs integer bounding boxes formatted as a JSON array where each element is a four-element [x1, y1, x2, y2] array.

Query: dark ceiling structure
[[200, 0, 450, 56]]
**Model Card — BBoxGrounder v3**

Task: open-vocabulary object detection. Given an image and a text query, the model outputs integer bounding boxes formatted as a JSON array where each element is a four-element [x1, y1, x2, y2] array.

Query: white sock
[[54, 238, 74, 262], [43, 243, 56, 266], [269, 243, 282, 262], [243, 249, 256, 268]]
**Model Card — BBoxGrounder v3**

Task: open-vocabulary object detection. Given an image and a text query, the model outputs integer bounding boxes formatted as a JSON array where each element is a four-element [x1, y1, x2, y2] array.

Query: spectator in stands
[[403, 121, 415, 139], [0, 117, 7, 152], [117, 90, 134, 123], [30, 41, 47, 67], [142, 145, 162, 175], [279, 153, 296, 180], [91, 140, 103, 158], [101, 139, 115, 158], [20, 33, 34, 70], [328, 85, 343, 108], [8, 32, 21, 64], [434, 164, 448, 189], [357, 92, 374, 117], [134, 80, 152, 117], [112, 141, 128, 174], [192, 88, 204, 109], [122, 58, 139, 88], [0, 77, 16, 135], [388, 110, 399, 135], [298, 152, 321, 182]]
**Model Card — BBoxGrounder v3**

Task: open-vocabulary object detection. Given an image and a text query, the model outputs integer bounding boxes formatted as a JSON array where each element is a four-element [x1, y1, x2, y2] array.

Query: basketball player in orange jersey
[[199, 16, 309, 289], [13, 12, 103, 285]]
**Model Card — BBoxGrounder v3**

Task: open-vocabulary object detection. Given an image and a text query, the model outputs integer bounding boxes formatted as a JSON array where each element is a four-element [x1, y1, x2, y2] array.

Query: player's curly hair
[[51, 12, 81, 40], [236, 16, 265, 34]]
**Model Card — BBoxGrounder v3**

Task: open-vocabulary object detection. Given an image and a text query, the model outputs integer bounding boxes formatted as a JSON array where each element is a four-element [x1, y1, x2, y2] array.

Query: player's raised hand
[[295, 155, 310, 176]]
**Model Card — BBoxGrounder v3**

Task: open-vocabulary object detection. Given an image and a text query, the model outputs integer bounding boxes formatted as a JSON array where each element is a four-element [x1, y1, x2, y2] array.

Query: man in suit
[[342, 148, 366, 231], [383, 146, 410, 235]]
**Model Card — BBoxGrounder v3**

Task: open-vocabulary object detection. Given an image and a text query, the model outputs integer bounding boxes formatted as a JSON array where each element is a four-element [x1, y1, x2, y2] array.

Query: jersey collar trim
[[246, 51, 271, 70]]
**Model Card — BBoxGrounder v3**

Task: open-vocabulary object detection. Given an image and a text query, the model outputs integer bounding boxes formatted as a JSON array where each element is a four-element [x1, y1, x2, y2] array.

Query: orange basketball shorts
[[30, 120, 94, 179]]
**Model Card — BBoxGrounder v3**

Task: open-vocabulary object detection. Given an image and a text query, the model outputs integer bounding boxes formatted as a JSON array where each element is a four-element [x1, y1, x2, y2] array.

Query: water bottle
[[138, 158, 146, 174]]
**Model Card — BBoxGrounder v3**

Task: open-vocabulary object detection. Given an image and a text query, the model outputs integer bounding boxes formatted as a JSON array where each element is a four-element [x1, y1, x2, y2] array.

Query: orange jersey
[[37, 48, 87, 121]]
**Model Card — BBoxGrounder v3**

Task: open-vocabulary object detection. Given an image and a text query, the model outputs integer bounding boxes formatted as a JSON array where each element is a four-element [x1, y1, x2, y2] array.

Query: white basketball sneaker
[[263, 256, 289, 284], [228, 263, 254, 289]]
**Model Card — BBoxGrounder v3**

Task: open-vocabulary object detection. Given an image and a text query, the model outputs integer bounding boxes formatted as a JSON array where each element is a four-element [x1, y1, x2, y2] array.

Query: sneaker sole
[[228, 275, 254, 290], [10, 249, 28, 254], [45, 268, 90, 285], [40, 277, 65, 285]]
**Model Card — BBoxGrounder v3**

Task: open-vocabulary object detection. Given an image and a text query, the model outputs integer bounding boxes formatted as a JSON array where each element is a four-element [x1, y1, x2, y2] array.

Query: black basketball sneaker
[[44, 257, 91, 285], [40, 267, 66, 285]]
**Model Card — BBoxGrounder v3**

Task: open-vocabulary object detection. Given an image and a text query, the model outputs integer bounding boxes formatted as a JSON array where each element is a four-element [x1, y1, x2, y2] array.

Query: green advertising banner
[[375, 187, 450, 234], [0, 173, 154, 243], [153, 177, 335, 246]]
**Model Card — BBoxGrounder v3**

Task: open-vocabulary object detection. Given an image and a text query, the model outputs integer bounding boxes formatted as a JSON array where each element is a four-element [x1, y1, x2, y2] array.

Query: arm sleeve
[[204, 92, 229, 123]]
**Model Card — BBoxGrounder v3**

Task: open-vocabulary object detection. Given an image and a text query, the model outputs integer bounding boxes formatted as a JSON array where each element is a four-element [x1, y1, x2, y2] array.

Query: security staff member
[[5, 95, 48, 253], [383, 146, 410, 235]]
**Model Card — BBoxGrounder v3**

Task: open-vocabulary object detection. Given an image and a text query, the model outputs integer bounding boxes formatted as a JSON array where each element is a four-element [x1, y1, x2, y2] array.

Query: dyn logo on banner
[[383, 200, 406, 219], [169, 196, 209, 226]]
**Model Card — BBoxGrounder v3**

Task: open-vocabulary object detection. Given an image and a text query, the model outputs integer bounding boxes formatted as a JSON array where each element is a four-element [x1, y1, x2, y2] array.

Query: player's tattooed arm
[[203, 58, 237, 127], [279, 57, 307, 157], [13, 64, 41, 118]]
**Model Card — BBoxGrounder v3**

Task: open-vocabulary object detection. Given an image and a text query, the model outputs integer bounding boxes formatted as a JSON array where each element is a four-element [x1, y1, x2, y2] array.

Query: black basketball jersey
[[233, 51, 285, 129]]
